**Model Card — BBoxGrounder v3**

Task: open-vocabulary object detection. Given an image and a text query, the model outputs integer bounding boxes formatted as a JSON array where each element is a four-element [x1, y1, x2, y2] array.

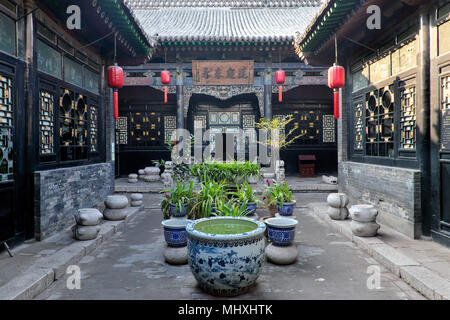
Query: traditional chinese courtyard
[[33, 192, 425, 300]]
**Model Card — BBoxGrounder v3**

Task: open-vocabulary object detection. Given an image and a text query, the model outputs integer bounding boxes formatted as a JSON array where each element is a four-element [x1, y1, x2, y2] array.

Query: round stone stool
[[163, 244, 188, 265], [265, 243, 298, 265], [105, 195, 128, 209]]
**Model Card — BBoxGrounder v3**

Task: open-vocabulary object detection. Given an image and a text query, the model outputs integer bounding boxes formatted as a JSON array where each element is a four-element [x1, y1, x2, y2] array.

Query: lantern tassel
[[164, 86, 168, 103], [278, 85, 283, 102], [334, 89, 339, 119], [113, 90, 119, 120]]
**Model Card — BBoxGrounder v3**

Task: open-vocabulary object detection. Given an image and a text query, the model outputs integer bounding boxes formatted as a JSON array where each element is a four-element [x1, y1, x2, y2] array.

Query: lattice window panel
[[242, 114, 255, 129], [400, 87, 416, 150], [298, 111, 320, 144], [39, 90, 54, 155], [116, 117, 128, 144], [322, 115, 335, 143], [164, 115, 176, 143], [194, 115, 206, 130], [90, 106, 98, 152], [365, 86, 395, 157], [354, 102, 364, 150], [0, 74, 13, 182], [209, 112, 240, 125], [443, 75, 450, 111], [130, 112, 148, 146]]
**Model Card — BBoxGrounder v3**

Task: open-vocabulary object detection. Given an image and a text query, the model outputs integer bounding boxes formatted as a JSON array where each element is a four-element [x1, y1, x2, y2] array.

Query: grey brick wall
[[339, 161, 422, 239], [34, 162, 114, 240]]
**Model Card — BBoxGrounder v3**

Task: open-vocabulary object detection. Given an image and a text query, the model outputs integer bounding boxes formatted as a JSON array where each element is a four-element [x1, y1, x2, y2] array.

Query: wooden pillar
[[176, 61, 184, 130], [417, 5, 431, 236], [264, 59, 272, 120]]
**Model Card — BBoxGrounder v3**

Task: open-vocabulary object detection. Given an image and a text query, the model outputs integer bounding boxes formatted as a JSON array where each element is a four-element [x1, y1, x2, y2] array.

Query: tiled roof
[[124, 0, 323, 8], [127, 6, 321, 43]]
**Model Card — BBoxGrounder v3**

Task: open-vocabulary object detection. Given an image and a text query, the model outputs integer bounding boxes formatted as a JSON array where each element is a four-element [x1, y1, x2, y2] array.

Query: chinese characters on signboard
[[192, 60, 254, 85]]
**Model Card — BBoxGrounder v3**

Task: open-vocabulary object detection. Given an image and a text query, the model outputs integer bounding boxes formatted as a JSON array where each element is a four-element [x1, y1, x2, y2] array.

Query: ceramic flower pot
[[265, 217, 298, 246], [186, 217, 266, 297], [244, 202, 257, 215], [161, 219, 189, 247], [170, 203, 188, 217], [276, 202, 295, 216]]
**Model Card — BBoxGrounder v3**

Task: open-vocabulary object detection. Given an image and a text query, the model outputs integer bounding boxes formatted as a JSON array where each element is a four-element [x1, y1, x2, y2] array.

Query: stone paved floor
[[35, 193, 425, 300]]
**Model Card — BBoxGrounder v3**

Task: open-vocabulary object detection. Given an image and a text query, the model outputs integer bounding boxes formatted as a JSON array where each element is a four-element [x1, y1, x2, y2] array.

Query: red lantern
[[107, 64, 123, 120], [161, 70, 171, 103], [275, 70, 285, 102], [328, 64, 345, 119]]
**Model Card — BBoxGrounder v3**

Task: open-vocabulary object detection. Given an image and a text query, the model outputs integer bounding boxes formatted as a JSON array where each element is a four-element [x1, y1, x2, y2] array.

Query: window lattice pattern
[[59, 90, 88, 161], [164, 115, 176, 143], [90, 106, 98, 152], [39, 91, 54, 155], [354, 102, 364, 150], [194, 115, 206, 129], [322, 115, 335, 143], [242, 114, 255, 129], [400, 87, 416, 150], [443, 75, 450, 111], [116, 117, 128, 144], [0, 74, 13, 182], [365, 86, 395, 157]]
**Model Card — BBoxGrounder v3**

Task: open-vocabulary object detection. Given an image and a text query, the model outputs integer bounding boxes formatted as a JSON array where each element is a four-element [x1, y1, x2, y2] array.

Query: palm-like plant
[[160, 180, 196, 218], [265, 181, 294, 207], [231, 182, 260, 205], [213, 199, 249, 217], [191, 180, 228, 219]]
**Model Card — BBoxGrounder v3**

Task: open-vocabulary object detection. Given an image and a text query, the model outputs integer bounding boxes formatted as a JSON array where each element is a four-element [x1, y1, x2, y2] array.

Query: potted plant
[[262, 179, 277, 217], [161, 180, 195, 218], [231, 182, 260, 216], [264, 180, 295, 216], [191, 180, 228, 219], [214, 199, 250, 217], [264, 217, 298, 246]]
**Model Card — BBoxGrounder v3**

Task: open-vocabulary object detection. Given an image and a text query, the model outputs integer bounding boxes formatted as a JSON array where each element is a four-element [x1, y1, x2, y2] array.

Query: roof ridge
[[124, 0, 324, 9]]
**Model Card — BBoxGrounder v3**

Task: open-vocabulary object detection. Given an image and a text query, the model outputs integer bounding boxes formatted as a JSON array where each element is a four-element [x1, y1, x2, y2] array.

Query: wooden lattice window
[[322, 115, 335, 143], [365, 85, 395, 157], [354, 102, 364, 150], [0, 74, 13, 182], [164, 115, 176, 143], [400, 87, 416, 150], [39, 90, 54, 155], [89, 105, 98, 152], [116, 117, 128, 145]]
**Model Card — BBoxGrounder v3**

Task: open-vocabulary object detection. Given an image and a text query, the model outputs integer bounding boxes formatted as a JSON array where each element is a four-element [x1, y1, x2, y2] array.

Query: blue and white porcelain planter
[[276, 201, 295, 216], [161, 219, 189, 247], [186, 217, 266, 297], [244, 202, 257, 216], [170, 203, 188, 217], [265, 217, 298, 247]]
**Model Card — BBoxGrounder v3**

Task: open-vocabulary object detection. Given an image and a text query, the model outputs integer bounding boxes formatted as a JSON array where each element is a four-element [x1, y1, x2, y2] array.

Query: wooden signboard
[[192, 60, 254, 85]]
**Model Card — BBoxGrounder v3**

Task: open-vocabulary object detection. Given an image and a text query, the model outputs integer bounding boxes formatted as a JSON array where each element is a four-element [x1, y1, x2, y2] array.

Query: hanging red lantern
[[328, 64, 345, 119], [275, 69, 285, 102], [107, 64, 123, 120], [161, 70, 171, 103]]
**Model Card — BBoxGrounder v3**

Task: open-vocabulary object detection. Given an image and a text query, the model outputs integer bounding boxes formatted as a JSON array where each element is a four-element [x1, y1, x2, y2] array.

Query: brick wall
[[339, 161, 422, 239], [34, 162, 114, 240]]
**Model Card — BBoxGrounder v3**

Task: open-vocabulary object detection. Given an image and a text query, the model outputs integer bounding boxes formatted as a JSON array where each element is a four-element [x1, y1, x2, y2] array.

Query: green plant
[[255, 115, 305, 150], [231, 182, 261, 205], [213, 199, 249, 217], [191, 180, 228, 219], [160, 180, 196, 217], [190, 161, 260, 185], [263, 179, 293, 207]]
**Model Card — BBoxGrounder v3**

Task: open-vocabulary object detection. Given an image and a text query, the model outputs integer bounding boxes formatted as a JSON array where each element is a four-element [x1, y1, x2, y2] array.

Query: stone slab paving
[[34, 193, 424, 300], [115, 175, 338, 194], [308, 202, 450, 300]]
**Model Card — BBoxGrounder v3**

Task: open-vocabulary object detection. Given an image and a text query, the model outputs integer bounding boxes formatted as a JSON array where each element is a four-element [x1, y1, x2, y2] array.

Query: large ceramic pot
[[243, 202, 257, 216], [276, 201, 295, 216], [170, 203, 188, 217], [265, 217, 298, 246], [186, 217, 266, 297], [161, 219, 190, 247]]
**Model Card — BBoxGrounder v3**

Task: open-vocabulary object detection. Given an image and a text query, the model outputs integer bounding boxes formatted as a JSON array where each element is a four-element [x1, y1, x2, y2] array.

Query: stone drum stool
[[264, 217, 299, 265], [349, 204, 380, 237], [138, 169, 145, 180], [104, 195, 129, 220], [130, 193, 143, 207], [326, 193, 349, 220], [128, 173, 138, 183], [72, 208, 102, 241], [142, 167, 160, 182]]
